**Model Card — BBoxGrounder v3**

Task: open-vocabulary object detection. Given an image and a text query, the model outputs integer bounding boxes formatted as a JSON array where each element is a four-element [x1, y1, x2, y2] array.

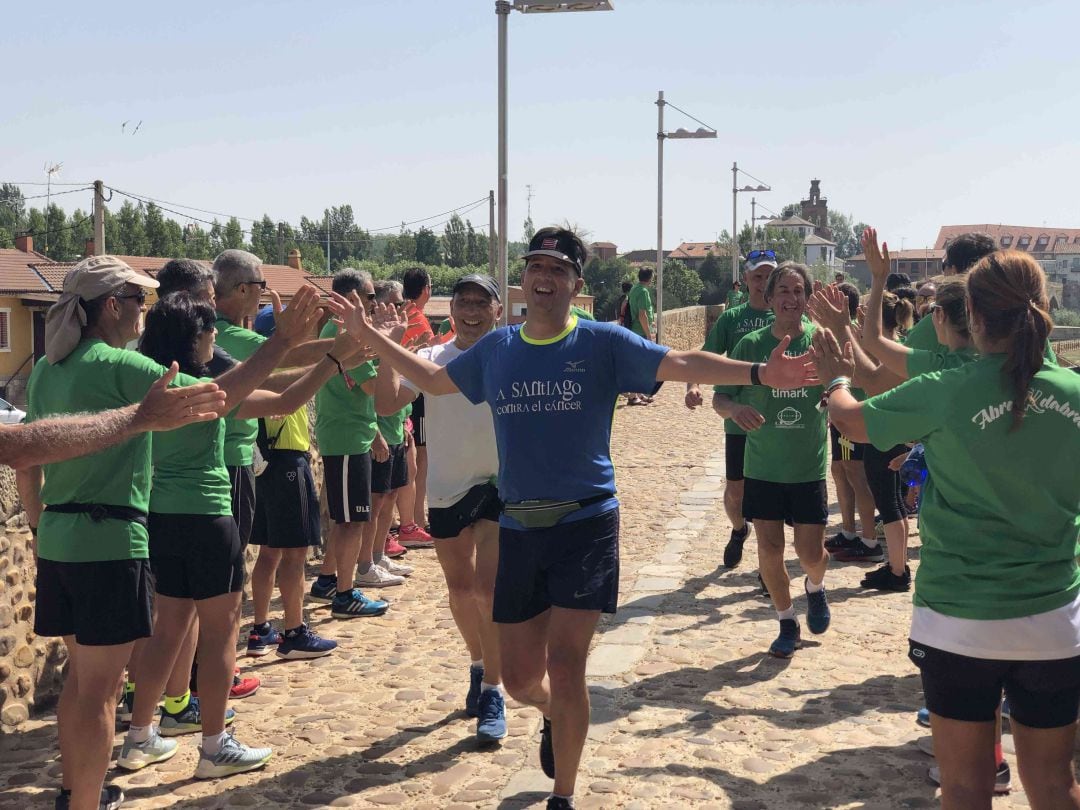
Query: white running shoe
[[355, 564, 405, 587], [194, 732, 272, 779], [378, 556, 414, 577], [116, 729, 178, 771]]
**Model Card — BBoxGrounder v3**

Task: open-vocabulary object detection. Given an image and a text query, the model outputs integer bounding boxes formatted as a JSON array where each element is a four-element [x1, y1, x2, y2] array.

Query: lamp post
[[496, 0, 614, 325], [656, 91, 715, 344], [750, 198, 779, 250], [731, 162, 770, 283]]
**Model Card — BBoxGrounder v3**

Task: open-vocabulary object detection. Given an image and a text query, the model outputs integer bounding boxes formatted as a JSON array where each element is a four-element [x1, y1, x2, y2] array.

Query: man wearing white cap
[[16, 255, 325, 810]]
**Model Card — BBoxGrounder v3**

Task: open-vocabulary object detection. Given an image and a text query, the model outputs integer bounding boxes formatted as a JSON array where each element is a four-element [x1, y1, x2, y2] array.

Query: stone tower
[[800, 179, 832, 240]]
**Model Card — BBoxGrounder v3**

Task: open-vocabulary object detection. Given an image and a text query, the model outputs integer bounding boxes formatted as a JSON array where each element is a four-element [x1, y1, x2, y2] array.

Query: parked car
[[0, 397, 26, 425]]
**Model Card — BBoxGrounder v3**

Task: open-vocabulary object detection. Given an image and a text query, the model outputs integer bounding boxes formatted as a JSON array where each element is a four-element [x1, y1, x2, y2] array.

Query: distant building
[[590, 241, 618, 261], [667, 241, 735, 272], [618, 249, 670, 268], [800, 179, 832, 240], [763, 215, 816, 241], [845, 249, 945, 287], [803, 234, 838, 268], [935, 224, 1080, 283]]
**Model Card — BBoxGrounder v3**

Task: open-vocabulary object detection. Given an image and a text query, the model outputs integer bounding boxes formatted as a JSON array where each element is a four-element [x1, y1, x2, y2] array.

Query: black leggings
[[863, 443, 908, 524]]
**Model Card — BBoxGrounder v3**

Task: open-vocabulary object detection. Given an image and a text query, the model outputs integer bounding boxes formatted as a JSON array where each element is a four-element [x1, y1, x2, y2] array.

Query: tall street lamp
[[731, 162, 770, 283], [656, 90, 715, 344], [750, 197, 779, 249], [496, 0, 614, 324]]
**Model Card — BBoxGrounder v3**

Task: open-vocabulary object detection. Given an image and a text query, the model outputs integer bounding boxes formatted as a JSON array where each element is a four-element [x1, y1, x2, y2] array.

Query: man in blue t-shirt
[[346, 227, 816, 808]]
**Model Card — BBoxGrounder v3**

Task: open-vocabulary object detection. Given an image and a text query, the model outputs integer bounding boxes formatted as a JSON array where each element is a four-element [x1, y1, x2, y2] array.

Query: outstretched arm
[[375, 359, 418, 416], [809, 328, 870, 442], [657, 336, 817, 390], [860, 228, 912, 378]]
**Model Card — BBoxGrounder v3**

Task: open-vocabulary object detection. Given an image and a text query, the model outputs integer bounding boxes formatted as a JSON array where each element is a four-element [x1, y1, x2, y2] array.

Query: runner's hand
[[807, 285, 851, 335], [861, 227, 891, 283], [758, 335, 819, 389], [684, 385, 704, 410], [135, 363, 227, 432], [371, 431, 390, 463], [731, 404, 766, 432], [273, 286, 323, 345], [809, 328, 855, 382]]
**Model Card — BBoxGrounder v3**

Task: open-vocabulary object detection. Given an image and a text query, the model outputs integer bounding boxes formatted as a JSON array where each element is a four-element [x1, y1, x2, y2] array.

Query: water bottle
[[900, 444, 928, 488]]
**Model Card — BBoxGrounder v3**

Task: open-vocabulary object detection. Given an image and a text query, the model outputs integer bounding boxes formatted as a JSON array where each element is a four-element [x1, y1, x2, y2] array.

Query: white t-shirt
[[401, 342, 499, 508], [910, 591, 1080, 661]]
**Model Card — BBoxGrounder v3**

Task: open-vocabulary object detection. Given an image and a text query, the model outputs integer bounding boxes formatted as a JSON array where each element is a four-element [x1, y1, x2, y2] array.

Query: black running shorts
[[909, 640, 1080, 729], [830, 424, 865, 462], [742, 478, 828, 526], [251, 452, 321, 549], [34, 557, 154, 645], [725, 433, 747, 482], [371, 443, 409, 495], [323, 453, 372, 524], [227, 464, 256, 547], [428, 482, 503, 540], [411, 394, 426, 447], [148, 513, 245, 600], [494, 508, 620, 623], [863, 443, 909, 525]]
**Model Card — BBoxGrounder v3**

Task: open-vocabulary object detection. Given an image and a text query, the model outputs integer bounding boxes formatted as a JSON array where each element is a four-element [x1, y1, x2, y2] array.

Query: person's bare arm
[[657, 338, 817, 390], [16, 466, 42, 528], [809, 328, 871, 443], [0, 364, 225, 470], [637, 307, 652, 341], [860, 227, 913, 378], [280, 337, 337, 369], [375, 359, 418, 416], [711, 392, 766, 431]]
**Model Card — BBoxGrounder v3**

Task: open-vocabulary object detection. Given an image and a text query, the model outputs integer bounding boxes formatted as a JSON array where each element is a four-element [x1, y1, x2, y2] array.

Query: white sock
[[481, 681, 501, 693], [859, 535, 877, 548], [805, 576, 824, 593], [777, 606, 796, 621], [201, 730, 229, 755], [841, 530, 857, 540], [550, 795, 575, 808], [470, 659, 484, 670], [127, 723, 152, 743]]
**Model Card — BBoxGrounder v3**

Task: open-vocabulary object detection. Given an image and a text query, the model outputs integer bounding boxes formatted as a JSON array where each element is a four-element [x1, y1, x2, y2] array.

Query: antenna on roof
[[43, 161, 64, 253]]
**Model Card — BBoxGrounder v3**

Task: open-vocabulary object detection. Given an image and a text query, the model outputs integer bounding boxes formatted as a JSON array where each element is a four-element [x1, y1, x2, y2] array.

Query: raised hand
[[273, 286, 323, 345], [808, 328, 855, 384], [135, 363, 227, 431], [861, 227, 891, 283], [807, 284, 852, 335], [759, 335, 819, 389]]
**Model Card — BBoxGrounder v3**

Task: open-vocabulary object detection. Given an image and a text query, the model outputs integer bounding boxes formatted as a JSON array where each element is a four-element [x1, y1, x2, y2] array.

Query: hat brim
[[523, 249, 581, 273], [130, 273, 160, 289], [453, 280, 500, 302], [746, 259, 778, 272]]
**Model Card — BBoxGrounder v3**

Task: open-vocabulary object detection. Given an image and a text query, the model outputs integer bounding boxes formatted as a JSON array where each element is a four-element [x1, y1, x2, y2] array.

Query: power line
[[0, 186, 93, 206], [0, 180, 93, 187]]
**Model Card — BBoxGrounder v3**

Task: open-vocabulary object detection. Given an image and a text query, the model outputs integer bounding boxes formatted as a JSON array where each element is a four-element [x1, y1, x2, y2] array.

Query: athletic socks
[[471, 659, 484, 669], [481, 682, 501, 693], [316, 573, 335, 586], [550, 794, 575, 807], [859, 536, 878, 548], [777, 606, 796, 621], [164, 690, 191, 716], [127, 723, 153, 743], [840, 530, 857, 540], [201, 730, 229, 755], [254, 621, 271, 635], [124, 680, 136, 695]]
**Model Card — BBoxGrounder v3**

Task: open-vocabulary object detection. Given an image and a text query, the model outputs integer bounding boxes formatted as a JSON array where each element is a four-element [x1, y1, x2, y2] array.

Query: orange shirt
[[403, 301, 434, 345]]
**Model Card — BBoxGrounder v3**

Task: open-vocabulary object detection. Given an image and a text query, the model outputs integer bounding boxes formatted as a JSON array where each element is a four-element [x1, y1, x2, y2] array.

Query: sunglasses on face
[[114, 290, 147, 305], [239, 279, 268, 290], [746, 249, 777, 261]]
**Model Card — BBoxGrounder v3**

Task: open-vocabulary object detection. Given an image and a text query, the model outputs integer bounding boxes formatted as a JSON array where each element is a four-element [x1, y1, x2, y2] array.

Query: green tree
[[68, 207, 94, 255], [523, 215, 535, 244], [183, 224, 213, 260], [111, 201, 149, 256], [828, 210, 860, 258], [383, 227, 416, 265], [249, 215, 279, 263], [43, 204, 74, 259], [415, 226, 440, 265], [0, 184, 25, 236], [582, 256, 633, 319], [442, 214, 468, 268], [465, 220, 489, 267], [145, 203, 184, 257], [661, 259, 704, 310]]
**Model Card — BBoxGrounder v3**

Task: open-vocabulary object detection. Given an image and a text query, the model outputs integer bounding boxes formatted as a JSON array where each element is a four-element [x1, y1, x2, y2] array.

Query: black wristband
[[750, 362, 763, 386], [326, 352, 345, 375]]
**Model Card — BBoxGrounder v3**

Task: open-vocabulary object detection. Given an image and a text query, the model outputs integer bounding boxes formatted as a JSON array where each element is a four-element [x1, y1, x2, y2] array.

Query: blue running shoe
[[276, 623, 338, 660], [159, 696, 236, 737], [805, 580, 831, 634], [308, 577, 337, 604], [246, 623, 282, 657], [917, 707, 931, 727], [331, 588, 389, 619], [466, 665, 484, 718], [476, 689, 508, 742], [768, 618, 802, 658]]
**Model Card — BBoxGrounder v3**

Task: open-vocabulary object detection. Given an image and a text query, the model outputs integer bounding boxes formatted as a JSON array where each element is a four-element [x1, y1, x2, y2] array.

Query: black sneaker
[[546, 797, 574, 810], [831, 540, 885, 563], [824, 532, 863, 553], [539, 716, 555, 778], [861, 564, 911, 592], [723, 525, 750, 568], [55, 785, 124, 810]]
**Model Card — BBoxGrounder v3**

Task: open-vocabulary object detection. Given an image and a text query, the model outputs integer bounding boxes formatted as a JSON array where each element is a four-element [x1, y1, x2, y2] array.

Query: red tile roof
[[848, 249, 945, 261], [0, 248, 52, 294], [934, 225, 1080, 253], [669, 242, 735, 260]]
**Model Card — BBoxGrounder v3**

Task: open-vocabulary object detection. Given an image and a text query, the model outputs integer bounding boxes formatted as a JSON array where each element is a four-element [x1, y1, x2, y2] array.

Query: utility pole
[[488, 190, 496, 278], [277, 222, 285, 266], [93, 180, 105, 255], [526, 184, 533, 220]]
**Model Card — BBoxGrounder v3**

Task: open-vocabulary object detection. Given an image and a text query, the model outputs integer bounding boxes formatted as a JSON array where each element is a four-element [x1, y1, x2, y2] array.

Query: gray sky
[[5, 0, 1079, 252]]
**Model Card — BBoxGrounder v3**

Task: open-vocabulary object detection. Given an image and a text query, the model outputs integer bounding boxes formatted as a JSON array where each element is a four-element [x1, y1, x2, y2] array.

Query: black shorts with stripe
[[323, 453, 372, 524], [411, 394, 426, 447], [227, 464, 256, 547], [251, 451, 321, 548]]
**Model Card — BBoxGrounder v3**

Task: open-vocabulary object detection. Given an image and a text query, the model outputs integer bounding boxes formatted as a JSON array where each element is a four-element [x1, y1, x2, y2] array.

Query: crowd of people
[[1, 222, 1077, 810]]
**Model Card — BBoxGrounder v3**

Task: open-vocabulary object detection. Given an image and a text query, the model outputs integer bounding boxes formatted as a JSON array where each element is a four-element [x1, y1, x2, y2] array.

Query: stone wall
[[659, 305, 713, 351]]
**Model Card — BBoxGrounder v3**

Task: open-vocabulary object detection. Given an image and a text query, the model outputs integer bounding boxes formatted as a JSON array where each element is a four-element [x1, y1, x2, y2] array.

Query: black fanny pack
[[45, 502, 149, 528], [503, 492, 613, 530]]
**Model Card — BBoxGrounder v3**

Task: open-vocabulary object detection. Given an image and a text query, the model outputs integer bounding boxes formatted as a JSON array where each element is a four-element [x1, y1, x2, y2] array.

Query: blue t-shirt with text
[[447, 318, 669, 528]]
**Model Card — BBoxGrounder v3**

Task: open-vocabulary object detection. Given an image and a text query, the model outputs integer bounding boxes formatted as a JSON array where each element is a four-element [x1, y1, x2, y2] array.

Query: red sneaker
[[398, 523, 434, 549], [230, 670, 261, 699], [385, 535, 409, 558]]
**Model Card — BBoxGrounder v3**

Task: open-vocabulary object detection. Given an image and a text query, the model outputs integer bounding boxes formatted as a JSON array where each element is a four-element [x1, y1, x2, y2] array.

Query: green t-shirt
[[376, 401, 412, 447], [906, 346, 977, 378], [628, 283, 654, 337], [726, 289, 748, 308], [905, 315, 1058, 365], [716, 325, 826, 483], [863, 356, 1080, 620], [25, 339, 200, 562], [314, 320, 378, 456], [706, 304, 775, 436], [151, 408, 231, 516], [570, 305, 595, 322], [214, 316, 266, 467]]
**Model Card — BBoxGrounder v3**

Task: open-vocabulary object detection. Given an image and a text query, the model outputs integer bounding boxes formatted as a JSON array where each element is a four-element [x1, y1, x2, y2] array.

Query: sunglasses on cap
[[114, 290, 148, 305], [746, 249, 777, 261]]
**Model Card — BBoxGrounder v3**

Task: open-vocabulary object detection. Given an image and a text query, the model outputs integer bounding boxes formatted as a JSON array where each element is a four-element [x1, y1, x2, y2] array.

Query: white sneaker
[[116, 729, 178, 771], [378, 556, 413, 577], [355, 564, 405, 587]]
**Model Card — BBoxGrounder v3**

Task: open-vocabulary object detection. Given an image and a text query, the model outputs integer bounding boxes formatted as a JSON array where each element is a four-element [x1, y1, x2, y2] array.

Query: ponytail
[[882, 291, 914, 333]]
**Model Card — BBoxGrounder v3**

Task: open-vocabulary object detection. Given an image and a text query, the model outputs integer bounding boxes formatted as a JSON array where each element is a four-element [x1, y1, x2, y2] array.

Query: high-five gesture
[[861, 227, 891, 284], [807, 284, 853, 336], [808, 328, 855, 384], [759, 335, 820, 389], [273, 286, 324, 345], [133, 363, 227, 432]]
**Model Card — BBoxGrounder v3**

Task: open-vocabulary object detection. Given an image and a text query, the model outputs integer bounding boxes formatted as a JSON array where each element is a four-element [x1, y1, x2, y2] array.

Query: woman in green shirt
[[815, 251, 1080, 810], [120, 292, 361, 780]]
